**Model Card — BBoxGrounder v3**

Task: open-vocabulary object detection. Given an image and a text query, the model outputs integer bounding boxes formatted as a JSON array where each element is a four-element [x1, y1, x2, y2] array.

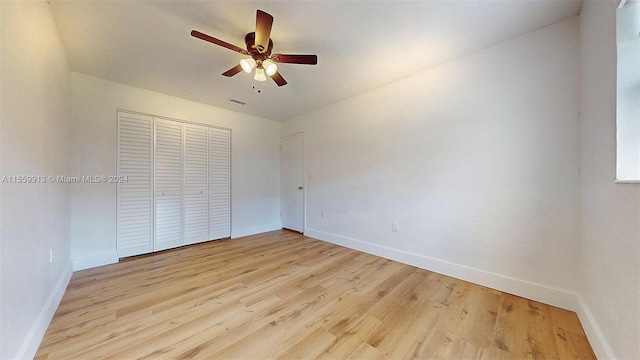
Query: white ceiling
[[49, 0, 583, 122]]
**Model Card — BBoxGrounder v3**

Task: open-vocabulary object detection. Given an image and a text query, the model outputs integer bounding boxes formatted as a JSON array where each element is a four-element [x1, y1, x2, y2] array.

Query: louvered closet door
[[117, 112, 153, 257], [209, 127, 231, 240], [183, 123, 209, 245], [154, 118, 183, 251]]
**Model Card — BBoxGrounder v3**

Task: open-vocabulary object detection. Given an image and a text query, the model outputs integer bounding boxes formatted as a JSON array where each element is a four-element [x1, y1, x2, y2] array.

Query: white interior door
[[154, 118, 183, 251], [281, 132, 304, 232], [116, 112, 154, 257], [183, 123, 209, 245], [209, 127, 231, 240]]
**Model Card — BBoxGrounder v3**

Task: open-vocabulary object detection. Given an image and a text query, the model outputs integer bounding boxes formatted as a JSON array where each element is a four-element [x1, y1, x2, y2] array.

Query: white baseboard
[[72, 225, 285, 270], [575, 295, 617, 359], [304, 228, 576, 309], [72, 251, 118, 271], [304, 227, 615, 359], [231, 222, 282, 239], [32, 229, 615, 360], [16, 261, 73, 360]]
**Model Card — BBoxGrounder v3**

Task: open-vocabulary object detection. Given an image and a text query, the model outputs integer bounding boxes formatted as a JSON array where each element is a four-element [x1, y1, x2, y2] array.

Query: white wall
[[0, 2, 73, 359], [70, 73, 281, 270], [579, 1, 640, 359], [283, 17, 581, 307], [0, 3, 634, 360]]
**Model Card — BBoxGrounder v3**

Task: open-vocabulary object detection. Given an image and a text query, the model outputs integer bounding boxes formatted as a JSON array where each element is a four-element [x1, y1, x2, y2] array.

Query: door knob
[[298, 186, 303, 190]]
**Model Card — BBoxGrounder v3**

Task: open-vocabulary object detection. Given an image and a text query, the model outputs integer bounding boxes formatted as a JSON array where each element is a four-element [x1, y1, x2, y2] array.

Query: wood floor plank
[[278, 326, 338, 360], [318, 313, 382, 359], [35, 230, 595, 359], [347, 341, 382, 360]]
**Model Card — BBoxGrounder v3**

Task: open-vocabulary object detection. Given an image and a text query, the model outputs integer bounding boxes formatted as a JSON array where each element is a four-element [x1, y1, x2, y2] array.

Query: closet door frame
[[116, 110, 232, 258]]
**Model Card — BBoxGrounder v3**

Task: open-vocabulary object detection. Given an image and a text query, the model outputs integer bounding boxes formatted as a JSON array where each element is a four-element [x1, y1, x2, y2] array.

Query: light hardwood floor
[[36, 230, 595, 359]]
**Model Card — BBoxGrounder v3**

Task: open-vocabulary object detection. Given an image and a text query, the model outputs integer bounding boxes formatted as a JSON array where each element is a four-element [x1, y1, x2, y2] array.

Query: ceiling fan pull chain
[[252, 79, 262, 94]]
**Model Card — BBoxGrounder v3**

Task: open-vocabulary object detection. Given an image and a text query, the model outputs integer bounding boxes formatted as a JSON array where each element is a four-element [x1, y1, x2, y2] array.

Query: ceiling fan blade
[[255, 10, 273, 53], [270, 71, 287, 86], [191, 30, 249, 55], [222, 64, 243, 77], [271, 54, 318, 65]]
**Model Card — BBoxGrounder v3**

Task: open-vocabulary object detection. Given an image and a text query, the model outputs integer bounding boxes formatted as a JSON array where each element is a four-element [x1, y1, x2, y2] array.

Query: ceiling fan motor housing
[[245, 32, 273, 60]]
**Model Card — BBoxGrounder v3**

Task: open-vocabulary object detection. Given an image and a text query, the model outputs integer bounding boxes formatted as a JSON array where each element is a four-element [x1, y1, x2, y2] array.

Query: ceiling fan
[[191, 10, 318, 87]]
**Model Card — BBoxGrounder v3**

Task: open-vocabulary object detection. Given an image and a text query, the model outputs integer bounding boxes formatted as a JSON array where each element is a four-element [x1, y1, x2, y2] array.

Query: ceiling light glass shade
[[240, 58, 256, 73], [254, 67, 267, 81], [262, 59, 278, 76]]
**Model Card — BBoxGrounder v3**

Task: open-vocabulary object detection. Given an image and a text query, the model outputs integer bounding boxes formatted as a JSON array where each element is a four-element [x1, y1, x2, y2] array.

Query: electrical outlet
[[49, 248, 54, 264], [321, 210, 326, 218], [391, 222, 399, 232]]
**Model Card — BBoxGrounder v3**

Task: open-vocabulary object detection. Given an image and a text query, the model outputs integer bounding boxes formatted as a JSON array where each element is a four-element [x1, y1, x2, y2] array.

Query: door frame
[[281, 132, 305, 233]]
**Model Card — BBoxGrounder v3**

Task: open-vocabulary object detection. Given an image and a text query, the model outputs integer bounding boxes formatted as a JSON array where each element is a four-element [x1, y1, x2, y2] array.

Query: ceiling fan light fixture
[[191, 10, 317, 88], [240, 58, 256, 73], [254, 67, 267, 81], [262, 59, 278, 76]]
